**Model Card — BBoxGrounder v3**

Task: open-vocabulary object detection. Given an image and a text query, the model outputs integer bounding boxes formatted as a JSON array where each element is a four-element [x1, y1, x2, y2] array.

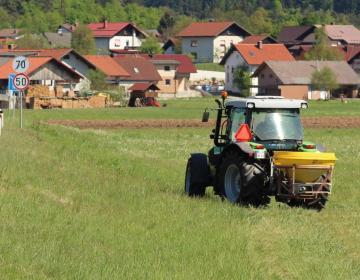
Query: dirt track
[[43, 117, 360, 130]]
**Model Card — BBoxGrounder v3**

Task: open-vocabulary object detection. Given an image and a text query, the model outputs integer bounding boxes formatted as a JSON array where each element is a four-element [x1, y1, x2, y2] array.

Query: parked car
[[194, 85, 202, 90], [203, 85, 211, 91], [216, 85, 225, 91]]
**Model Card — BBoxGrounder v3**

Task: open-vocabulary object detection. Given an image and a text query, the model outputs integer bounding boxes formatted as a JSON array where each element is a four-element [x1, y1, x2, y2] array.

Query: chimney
[[71, 26, 74, 31], [13, 29, 16, 34], [345, 45, 349, 52], [132, 22, 136, 27], [104, 20, 108, 28], [75, 22, 78, 27], [151, 51, 154, 59], [57, 28, 63, 36], [258, 41, 263, 50], [331, 22, 335, 25], [8, 44, 14, 50]]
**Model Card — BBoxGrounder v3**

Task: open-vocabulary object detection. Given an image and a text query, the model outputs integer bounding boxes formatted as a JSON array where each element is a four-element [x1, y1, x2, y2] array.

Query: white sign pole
[[20, 91, 23, 129], [12, 57, 30, 129]]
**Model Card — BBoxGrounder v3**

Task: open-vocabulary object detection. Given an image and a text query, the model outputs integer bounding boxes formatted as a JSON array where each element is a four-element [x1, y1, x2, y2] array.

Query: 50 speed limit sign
[[13, 73, 30, 91]]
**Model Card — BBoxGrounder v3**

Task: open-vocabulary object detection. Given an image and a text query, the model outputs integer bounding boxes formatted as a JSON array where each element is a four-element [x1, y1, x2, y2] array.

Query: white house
[[176, 21, 252, 63], [219, 42, 295, 94], [88, 21, 147, 54]]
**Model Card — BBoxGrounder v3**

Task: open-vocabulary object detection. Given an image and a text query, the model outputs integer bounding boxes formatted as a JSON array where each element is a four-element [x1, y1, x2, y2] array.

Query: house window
[[164, 66, 170, 71], [134, 68, 139, 73], [220, 40, 225, 45], [231, 66, 234, 73], [261, 74, 265, 78], [191, 40, 197, 47], [63, 55, 70, 59], [230, 40, 233, 45], [165, 79, 171, 86], [269, 74, 273, 78], [226, 73, 229, 83], [115, 39, 120, 47], [126, 40, 129, 46], [124, 30, 127, 35], [191, 52, 197, 59]]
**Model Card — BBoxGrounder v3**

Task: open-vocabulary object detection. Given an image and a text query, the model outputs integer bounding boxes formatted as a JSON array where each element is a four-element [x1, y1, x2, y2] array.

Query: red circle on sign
[[13, 73, 30, 91]]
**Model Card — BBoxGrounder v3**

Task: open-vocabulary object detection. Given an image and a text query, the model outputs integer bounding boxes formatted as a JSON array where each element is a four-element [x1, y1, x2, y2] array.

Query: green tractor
[[185, 95, 337, 211]]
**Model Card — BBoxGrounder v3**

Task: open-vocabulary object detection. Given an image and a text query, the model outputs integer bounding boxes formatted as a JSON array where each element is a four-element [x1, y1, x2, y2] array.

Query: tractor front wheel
[[184, 158, 206, 197], [219, 151, 265, 206]]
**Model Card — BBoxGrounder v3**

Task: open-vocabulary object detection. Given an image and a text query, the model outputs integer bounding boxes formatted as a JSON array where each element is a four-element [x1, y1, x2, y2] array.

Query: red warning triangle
[[235, 124, 252, 142]]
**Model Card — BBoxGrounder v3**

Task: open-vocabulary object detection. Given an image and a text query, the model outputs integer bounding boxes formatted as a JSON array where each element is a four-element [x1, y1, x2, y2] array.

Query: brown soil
[[43, 117, 360, 130]]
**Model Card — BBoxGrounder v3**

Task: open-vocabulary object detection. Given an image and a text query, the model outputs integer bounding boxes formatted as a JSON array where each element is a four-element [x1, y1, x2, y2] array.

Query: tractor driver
[[255, 113, 278, 139]]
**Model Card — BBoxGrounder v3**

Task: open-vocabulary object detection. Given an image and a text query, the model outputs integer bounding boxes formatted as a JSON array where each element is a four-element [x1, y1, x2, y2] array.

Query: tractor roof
[[225, 96, 308, 109]]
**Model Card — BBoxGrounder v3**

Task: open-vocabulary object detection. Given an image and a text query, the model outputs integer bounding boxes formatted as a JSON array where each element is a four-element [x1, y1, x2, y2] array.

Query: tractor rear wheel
[[219, 151, 266, 207], [184, 158, 205, 197], [287, 173, 330, 211]]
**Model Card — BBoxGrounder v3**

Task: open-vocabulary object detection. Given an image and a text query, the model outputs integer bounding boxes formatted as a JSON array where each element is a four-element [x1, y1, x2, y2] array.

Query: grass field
[[0, 99, 360, 279]]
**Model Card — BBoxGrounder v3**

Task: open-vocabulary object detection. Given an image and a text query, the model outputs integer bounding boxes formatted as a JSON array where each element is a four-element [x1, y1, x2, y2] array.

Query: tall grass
[[0, 116, 359, 279]]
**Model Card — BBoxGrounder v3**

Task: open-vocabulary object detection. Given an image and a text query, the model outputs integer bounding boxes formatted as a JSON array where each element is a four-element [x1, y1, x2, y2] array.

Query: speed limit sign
[[13, 73, 30, 91], [12, 56, 30, 73]]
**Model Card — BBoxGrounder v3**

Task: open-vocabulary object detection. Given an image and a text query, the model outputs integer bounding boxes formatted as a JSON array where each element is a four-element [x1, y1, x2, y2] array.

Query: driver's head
[[265, 113, 274, 126]]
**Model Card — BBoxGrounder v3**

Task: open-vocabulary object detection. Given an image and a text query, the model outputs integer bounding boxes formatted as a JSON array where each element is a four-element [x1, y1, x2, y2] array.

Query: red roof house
[[88, 21, 147, 54], [219, 42, 295, 94], [176, 21, 252, 63]]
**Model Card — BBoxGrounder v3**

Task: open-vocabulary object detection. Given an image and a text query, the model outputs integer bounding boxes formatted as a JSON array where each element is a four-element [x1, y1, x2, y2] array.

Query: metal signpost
[[10, 56, 30, 129]]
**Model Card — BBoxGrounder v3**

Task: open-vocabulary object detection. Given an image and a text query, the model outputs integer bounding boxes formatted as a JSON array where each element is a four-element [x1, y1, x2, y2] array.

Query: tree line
[[0, 0, 359, 41]]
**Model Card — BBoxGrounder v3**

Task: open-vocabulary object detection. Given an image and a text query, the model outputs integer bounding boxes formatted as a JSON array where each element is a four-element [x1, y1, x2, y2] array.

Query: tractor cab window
[[251, 109, 303, 141], [228, 108, 246, 142]]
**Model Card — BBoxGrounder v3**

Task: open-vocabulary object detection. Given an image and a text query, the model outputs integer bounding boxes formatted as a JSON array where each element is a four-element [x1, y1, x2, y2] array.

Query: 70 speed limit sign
[[13, 73, 30, 91]]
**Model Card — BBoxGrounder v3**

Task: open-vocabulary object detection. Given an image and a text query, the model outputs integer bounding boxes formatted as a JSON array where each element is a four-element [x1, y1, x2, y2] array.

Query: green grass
[[0, 103, 360, 278], [194, 63, 225, 72], [12, 97, 360, 122]]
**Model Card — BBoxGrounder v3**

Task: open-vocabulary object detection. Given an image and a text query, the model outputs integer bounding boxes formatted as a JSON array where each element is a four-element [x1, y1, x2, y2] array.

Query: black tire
[[287, 173, 330, 211], [184, 158, 205, 197], [219, 151, 266, 207]]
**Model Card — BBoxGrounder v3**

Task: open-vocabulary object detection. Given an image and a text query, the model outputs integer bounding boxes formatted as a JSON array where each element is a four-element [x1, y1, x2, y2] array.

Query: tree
[[233, 64, 251, 96], [139, 36, 163, 54], [157, 11, 175, 40], [71, 25, 96, 55], [304, 26, 345, 61], [311, 66, 339, 98], [16, 30, 50, 49], [86, 69, 107, 91]]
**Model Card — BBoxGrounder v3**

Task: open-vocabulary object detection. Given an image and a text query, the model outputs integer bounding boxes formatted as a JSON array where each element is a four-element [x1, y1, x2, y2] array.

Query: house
[[57, 23, 79, 34], [0, 48, 99, 93], [88, 21, 147, 54], [277, 26, 315, 52], [277, 24, 360, 54], [44, 32, 72, 47], [162, 38, 178, 54], [239, 35, 278, 44], [82, 55, 130, 85], [114, 54, 197, 95], [112, 56, 162, 95], [0, 29, 20, 43], [176, 21, 251, 63], [0, 56, 84, 107], [251, 60, 360, 99], [219, 42, 295, 94], [294, 45, 360, 76]]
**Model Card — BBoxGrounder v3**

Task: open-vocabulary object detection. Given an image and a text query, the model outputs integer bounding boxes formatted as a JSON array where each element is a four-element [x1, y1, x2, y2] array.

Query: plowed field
[[44, 117, 360, 129]]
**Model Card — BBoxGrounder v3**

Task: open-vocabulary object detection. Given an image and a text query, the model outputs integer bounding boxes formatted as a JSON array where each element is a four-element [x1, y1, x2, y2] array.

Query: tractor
[[185, 94, 337, 211]]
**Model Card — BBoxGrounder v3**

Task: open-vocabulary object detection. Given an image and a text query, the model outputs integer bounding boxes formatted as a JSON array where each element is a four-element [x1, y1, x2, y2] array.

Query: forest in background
[[0, 0, 359, 39]]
